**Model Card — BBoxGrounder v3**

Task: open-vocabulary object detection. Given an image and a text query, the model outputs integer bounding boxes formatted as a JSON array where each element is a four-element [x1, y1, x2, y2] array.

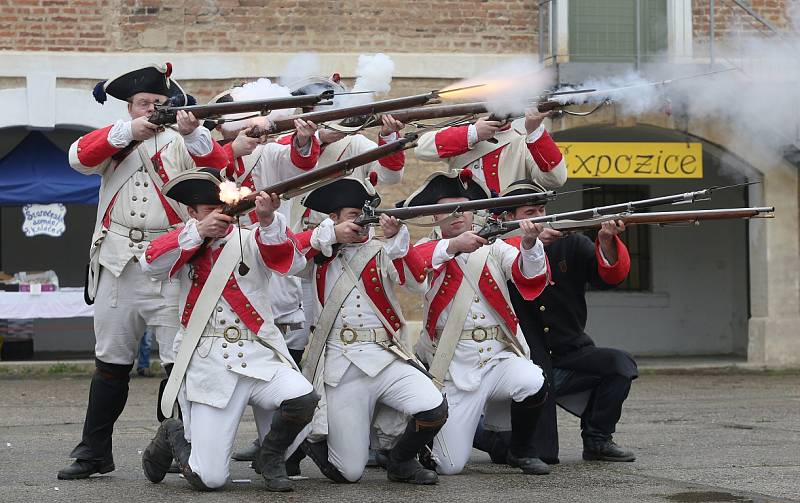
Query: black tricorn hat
[[403, 169, 490, 207], [287, 74, 346, 97], [162, 168, 224, 206], [490, 179, 548, 214], [93, 63, 189, 105], [301, 176, 377, 214]]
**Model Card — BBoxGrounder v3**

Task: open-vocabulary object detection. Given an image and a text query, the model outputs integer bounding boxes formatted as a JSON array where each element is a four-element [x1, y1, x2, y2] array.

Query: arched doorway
[[547, 120, 782, 360]]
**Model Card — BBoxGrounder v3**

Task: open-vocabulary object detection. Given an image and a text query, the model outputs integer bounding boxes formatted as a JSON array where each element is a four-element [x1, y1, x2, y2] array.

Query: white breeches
[[432, 356, 544, 475], [93, 262, 179, 365], [187, 370, 313, 489], [326, 361, 444, 482]]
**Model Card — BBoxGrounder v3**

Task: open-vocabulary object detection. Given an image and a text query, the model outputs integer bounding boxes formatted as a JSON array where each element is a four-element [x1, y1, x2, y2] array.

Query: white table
[[0, 288, 94, 319]]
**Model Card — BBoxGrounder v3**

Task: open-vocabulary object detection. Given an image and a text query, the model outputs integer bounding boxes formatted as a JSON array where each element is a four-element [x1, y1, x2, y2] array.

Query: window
[[582, 184, 651, 291], [568, 0, 668, 63]]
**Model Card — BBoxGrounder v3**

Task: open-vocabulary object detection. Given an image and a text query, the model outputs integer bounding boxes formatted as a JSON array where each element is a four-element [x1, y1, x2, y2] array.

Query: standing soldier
[[473, 180, 637, 464], [410, 170, 551, 475], [58, 64, 227, 480], [295, 177, 448, 485], [139, 169, 318, 492], [414, 110, 567, 192]]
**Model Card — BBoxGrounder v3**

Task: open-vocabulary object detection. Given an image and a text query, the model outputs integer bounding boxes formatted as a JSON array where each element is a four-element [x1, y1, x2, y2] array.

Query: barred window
[[582, 184, 651, 291]]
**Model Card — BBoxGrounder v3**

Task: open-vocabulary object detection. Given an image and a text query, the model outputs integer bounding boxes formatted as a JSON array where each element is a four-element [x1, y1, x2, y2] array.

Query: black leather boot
[[583, 438, 636, 462], [58, 359, 132, 480], [256, 392, 318, 492], [508, 384, 550, 475], [142, 420, 174, 483], [386, 399, 447, 485]]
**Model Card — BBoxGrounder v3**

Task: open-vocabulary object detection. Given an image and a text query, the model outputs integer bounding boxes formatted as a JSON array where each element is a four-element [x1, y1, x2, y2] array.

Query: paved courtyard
[[1, 370, 798, 503]]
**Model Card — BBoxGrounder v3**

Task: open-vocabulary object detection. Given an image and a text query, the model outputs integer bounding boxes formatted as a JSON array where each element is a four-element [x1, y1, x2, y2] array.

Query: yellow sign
[[557, 142, 703, 179]]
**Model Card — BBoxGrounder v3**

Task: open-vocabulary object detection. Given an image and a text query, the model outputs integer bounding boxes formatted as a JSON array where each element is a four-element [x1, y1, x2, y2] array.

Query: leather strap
[[160, 229, 246, 418], [302, 242, 383, 382], [137, 145, 188, 222], [428, 246, 491, 387]]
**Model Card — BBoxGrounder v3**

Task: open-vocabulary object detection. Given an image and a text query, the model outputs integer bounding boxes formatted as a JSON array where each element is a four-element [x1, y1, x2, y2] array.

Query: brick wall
[[0, 0, 540, 53], [692, 0, 793, 48]]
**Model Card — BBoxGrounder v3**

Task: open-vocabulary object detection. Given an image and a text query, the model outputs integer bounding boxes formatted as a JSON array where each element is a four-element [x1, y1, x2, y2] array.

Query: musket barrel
[[268, 91, 439, 134]]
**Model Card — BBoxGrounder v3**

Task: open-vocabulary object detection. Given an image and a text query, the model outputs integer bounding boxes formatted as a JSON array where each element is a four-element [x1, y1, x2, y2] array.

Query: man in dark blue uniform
[[474, 180, 638, 465]]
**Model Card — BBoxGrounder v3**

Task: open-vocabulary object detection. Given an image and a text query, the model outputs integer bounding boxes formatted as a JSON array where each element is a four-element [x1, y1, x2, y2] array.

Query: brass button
[[238, 341, 244, 347], [479, 348, 484, 353], [129, 242, 134, 248], [132, 196, 137, 201], [539, 305, 546, 312], [222, 343, 228, 348], [144, 182, 149, 187], [543, 327, 550, 333], [238, 352, 243, 358], [234, 318, 240, 323], [226, 364, 231, 369], [472, 314, 478, 320], [130, 211, 136, 216], [217, 307, 223, 312], [219, 320, 226, 325], [142, 197, 148, 202], [241, 363, 247, 368], [135, 181, 140, 186], [139, 213, 145, 218], [223, 353, 229, 359]]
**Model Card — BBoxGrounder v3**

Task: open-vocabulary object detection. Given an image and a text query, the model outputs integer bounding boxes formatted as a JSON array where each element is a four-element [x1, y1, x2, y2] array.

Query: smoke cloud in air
[[334, 53, 396, 108], [221, 78, 294, 134], [441, 56, 554, 116], [279, 52, 321, 89]]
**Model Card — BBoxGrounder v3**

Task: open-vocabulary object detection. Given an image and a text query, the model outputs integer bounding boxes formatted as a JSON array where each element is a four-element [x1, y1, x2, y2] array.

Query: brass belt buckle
[[128, 227, 145, 243], [340, 327, 358, 344], [223, 326, 242, 343], [472, 327, 488, 342]]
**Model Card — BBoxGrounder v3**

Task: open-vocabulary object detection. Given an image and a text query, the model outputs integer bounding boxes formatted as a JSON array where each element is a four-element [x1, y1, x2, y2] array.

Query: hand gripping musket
[[476, 182, 761, 240], [112, 90, 339, 161]]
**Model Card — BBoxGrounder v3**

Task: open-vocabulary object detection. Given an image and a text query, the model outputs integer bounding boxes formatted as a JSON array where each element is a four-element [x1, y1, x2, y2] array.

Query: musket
[[112, 90, 338, 161], [245, 85, 485, 137], [476, 182, 760, 240], [540, 207, 775, 233]]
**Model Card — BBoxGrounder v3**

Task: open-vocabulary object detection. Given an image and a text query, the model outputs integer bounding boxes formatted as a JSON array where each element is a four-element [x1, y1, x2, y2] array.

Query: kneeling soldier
[[139, 168, 318, 492], [411, 170, 551, 475], [296, 177, 448, 485]]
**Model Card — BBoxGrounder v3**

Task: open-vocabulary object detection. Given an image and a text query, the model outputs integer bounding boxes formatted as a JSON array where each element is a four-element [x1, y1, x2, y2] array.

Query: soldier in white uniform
[[58, 64, 228, 480], [293, 177, 448, 485], [414, 110, 568, 193], [139, 169, 318, 492], [409, 170, 552, 476]]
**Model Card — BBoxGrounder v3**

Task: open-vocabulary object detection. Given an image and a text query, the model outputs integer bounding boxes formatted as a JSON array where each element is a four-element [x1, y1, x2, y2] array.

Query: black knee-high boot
[[257, 391, 319, 492], [58, 358, 132, 479], [507, 383, 550, 475], [387, 399, 448, 485]]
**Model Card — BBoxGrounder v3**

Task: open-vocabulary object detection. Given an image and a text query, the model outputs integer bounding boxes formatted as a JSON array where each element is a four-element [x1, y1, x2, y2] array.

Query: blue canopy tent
[[0, 132, 99, 205]]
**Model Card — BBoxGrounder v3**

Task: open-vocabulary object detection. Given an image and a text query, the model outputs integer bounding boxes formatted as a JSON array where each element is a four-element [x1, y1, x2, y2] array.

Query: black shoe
[[374, 449, 390, 470], [232, 439, 260, 462], [142, 421, 174, 483], [507, 451, 551, 475], [583, 439, 636, 462], [57, 459, 115, 480], [300, 440, 350, 483], [386, 457, 438, 485]]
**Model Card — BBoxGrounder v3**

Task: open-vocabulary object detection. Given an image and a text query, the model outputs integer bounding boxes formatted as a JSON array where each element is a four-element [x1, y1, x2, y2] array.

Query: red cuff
[[412, 240, 440, 270], [511, 252, 550, 300], [434, 126, 471, 158], [277, 133, 320, 170], [596, 235, 630, 285], [255, 230, 296, 275], [527, 130, 563, 173], [144, 228, 199, 277], [377, 134, 405, 171], [398, 246, 428, 284], [191, 140, 228, 169], [76, 125, 121, 167]]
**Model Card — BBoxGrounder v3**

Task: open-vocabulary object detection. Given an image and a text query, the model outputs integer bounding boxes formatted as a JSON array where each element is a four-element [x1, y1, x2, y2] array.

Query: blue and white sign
[[22, 204, 66, 237]]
